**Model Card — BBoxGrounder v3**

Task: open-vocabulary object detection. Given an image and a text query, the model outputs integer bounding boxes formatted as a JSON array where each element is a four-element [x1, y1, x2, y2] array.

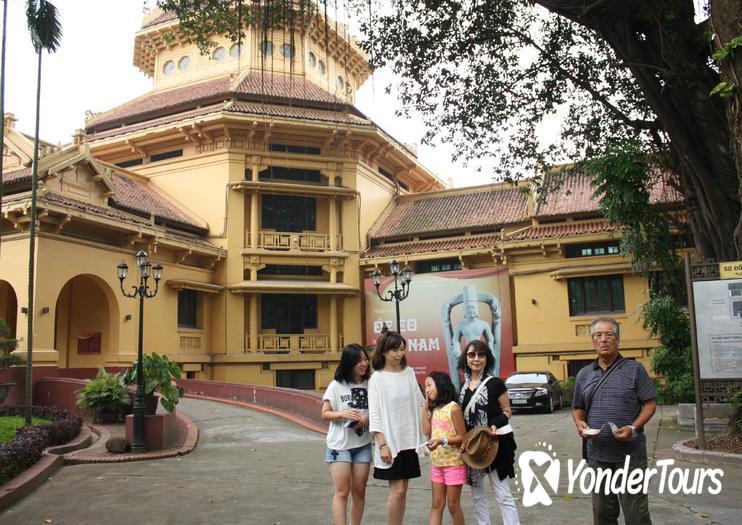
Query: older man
[[572, 317, 657, 525]]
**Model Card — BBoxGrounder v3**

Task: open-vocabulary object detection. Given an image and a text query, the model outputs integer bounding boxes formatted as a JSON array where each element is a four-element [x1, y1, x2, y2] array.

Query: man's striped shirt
[[572, 353, 656, 463]]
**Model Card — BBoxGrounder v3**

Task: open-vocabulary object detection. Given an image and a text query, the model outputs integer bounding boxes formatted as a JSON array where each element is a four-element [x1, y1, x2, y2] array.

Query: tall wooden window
[[178, 289, 199, 328], [261, 294, 317, 333], [261, 194, 316, 232], [567, 275, 625, 316], [276, 370, 315, 390]]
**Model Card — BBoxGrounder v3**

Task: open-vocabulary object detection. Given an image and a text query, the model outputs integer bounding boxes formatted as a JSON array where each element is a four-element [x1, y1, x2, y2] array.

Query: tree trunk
[[711, 0, 742, 259], [25, 49, 42, 426], [536, 0, 741, 261]]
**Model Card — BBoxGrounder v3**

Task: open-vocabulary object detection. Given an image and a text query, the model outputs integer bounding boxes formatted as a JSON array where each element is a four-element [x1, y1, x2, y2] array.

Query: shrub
[[728, 390, 742, 435], [560, 376, 576, 405], [0, 318, 22, 370], [76, 366, 130, 414], [0, 406, 82, 485], [120, 352, 184, 413]]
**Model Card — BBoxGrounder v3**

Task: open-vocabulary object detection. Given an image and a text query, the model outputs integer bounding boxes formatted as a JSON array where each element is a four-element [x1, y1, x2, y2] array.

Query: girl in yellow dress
[[422, 371, 467, 525]]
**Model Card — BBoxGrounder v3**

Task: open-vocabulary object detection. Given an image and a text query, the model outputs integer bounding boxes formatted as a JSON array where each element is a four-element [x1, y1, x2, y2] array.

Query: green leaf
[[709, 81, 736, 97]]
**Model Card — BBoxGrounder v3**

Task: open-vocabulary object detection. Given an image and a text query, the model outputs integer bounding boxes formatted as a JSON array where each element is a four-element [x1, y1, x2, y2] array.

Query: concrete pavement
[[0, 399, 738, 524]]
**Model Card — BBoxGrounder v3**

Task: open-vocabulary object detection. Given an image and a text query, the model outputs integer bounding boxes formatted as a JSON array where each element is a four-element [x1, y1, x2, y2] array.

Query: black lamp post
[[370, 259, 413, 332], [117, 250, 163, 453]]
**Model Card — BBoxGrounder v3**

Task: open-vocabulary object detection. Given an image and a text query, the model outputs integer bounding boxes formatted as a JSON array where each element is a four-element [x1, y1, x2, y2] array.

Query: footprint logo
[[517, 442, 560, 507]]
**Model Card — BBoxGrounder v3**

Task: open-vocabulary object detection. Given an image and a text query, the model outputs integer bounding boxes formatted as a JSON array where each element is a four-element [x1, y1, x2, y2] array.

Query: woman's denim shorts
[[325, 443, 372, 464]]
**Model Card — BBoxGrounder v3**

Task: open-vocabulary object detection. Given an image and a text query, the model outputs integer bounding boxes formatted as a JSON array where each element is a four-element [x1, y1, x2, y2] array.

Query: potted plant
[[120, 352, 184, 414], [76, 366, 131, 423], [0, 318, 22, 403]]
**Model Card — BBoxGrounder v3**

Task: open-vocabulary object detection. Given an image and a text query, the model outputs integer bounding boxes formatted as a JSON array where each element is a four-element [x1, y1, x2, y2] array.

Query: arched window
[[212, 47, 226, 62], [281, 43, 295, 58], [229, 43, 242, 57], [260, 41, 273, 56]]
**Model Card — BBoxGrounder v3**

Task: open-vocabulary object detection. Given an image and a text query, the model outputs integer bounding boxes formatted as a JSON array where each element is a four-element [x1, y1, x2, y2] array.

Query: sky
[[1, 0, 506, 188]]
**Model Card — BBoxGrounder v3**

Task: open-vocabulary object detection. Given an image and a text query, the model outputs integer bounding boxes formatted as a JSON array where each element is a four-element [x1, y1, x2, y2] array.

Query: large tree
[[24, 0, 61, 425], [162, 0, 740, 261], [357, 0, 740, 262]]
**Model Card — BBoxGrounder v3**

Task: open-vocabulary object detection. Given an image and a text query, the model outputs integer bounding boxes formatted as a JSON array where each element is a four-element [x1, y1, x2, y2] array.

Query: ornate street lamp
[[370, 259, 413, 332], [117, 251, 163, 453]]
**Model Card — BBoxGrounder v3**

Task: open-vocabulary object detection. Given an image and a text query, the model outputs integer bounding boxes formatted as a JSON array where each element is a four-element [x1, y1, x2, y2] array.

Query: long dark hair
[[371, 330, 407, 371], [426, 371, 456, 409], [457, 340, 495, 376], [334, 343, 371, 383]]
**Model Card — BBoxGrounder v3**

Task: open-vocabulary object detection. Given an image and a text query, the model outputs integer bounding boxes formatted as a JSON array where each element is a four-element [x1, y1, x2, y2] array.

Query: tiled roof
[[86, 77, 231, 130], [41, 192, 218, 249], [141, 10, 176, 29], [364, 234, 501, 259], [368, 187, 529, 241], [110, 173, 207, 231], [85, 73, 350, 133], [87, 104, 224, 142], [227, 101, 370, 125], [2, 167, 32, 185], [43, 192, 152, 226], [87, 100, 371, 143], [505, 220, 618, 241], [236, 73, 341, 104], [536, 170, 685, 218]]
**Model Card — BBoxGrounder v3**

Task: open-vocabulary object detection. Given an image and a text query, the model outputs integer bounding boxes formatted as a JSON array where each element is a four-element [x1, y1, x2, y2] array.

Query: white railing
[[245, 230, 341, 251], [256, 334, 331, 353]]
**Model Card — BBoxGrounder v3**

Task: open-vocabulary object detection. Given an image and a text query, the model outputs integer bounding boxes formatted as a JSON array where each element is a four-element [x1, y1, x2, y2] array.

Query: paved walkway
[[0, 399, 738, 524]]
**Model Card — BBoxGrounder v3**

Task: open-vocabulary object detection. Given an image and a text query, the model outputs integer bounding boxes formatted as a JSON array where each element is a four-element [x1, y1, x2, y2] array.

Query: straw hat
[[461, 426, 499, 469]]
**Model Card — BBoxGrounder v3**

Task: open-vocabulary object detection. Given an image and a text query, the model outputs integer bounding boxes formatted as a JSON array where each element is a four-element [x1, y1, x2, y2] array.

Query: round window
[[178, 56, 191, 71], [212, 47, 226, 62], [260, 41, 273, 56], [308, 51, 316, 68], [229, 43, 242, 58], [318, 60, 326, 77], [162, 60, 175, 76], [281, 43, 295, 59]]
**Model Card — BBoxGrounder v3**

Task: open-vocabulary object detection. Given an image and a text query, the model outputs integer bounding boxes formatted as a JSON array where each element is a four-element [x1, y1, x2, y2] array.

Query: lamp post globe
[[371, 260, 413, 333], [117, 250, 162, 453]]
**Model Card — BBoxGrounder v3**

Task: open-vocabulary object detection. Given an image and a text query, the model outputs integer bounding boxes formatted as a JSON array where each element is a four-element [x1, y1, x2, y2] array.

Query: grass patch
[[0, 416, 53, 443]]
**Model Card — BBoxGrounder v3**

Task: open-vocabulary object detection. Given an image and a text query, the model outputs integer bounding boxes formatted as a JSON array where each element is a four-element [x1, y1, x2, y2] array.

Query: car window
[[506, 373, 548, 384]]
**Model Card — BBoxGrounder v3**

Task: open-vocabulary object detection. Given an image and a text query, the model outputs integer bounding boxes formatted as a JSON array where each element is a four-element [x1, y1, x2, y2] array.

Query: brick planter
[[125, 411, 177, 451]]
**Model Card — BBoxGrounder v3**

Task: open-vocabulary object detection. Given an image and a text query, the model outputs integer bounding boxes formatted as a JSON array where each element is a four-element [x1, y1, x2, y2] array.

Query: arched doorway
[[55, 275, 119, 368], [0, 280, 18, 339]]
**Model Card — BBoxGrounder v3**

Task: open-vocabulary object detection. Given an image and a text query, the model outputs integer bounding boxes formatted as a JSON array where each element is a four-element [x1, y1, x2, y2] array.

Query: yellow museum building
[[0, 9, 683, 388]]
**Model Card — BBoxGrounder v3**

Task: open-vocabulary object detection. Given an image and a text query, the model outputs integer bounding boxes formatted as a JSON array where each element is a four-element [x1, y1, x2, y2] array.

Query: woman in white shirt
[[368, 331, 427, 525], [321, 343, 372, 525]]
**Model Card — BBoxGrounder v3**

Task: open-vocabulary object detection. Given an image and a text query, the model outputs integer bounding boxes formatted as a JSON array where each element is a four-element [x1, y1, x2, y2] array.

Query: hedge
[[0, 406, 82, 485]]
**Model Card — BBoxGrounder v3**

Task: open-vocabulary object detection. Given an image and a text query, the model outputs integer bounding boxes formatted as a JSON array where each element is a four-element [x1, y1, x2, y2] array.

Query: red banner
[[365, 267, 513, 389]]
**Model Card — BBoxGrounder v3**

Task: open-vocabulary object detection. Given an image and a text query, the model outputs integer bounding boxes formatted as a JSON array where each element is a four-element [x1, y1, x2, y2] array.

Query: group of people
[[321, 331, 520, 525], [321, 316, 657, 525]]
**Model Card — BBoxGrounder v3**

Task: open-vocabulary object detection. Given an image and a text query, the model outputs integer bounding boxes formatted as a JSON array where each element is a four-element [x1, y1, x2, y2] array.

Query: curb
[[0, 455, 63, 512], [185, 393, 326, 434], [0, 412, 200, 511], [672, 439, 742, 467], [63, 411, 199, 464]]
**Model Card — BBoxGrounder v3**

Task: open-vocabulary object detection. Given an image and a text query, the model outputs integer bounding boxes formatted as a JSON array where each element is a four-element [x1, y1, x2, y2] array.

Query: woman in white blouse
[[368, 330, 427, 525]]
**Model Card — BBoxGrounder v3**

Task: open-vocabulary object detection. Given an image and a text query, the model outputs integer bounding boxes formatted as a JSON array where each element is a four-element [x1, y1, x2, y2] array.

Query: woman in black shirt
[[458, 340, 521, 525]]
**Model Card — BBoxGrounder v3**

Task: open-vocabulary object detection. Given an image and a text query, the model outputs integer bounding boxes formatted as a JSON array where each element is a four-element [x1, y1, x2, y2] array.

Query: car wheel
[[546, 394, 554, 414]]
